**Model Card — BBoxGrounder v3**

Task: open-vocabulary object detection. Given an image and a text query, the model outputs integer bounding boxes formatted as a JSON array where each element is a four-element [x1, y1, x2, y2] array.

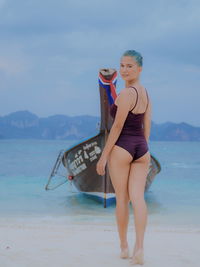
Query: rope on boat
[[45, 149, 68, 190]]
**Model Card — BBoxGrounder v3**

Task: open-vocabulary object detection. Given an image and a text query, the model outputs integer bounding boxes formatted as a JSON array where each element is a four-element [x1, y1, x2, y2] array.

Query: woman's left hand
[[96, 155, 108, 176]]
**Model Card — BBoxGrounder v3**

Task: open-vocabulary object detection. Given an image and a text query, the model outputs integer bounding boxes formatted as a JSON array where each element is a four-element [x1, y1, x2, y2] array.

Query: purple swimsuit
[[110, 86, 149, 162]]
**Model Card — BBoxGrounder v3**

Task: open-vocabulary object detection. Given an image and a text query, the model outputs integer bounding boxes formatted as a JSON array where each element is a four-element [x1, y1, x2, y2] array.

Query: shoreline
[[1, 214, 199, 231]]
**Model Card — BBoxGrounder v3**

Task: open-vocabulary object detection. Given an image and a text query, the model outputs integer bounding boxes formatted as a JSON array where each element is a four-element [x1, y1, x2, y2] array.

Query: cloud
[[0, 0, 5, 8], [0, 0, 199, 126], [0, 56, 27, 75]]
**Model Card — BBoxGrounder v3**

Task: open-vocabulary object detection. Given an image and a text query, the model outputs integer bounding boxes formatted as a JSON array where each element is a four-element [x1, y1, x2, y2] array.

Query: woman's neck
[[125, 78, 140, 88]]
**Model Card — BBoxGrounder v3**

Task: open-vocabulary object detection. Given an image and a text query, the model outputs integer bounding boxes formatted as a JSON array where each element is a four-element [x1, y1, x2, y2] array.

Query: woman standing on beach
[[96, 50, 152, 265]]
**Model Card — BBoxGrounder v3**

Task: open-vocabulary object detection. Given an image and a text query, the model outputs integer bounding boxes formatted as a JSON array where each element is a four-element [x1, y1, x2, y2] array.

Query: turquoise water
[[0, 139, 200, 227]]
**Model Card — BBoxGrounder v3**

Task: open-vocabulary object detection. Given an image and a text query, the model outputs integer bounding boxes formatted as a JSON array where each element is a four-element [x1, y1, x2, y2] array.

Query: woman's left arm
[[96, 89, 134, 175]]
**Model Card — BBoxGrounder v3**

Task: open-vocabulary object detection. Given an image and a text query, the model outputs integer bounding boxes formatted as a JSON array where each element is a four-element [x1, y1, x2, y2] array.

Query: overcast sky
[[0, 0, 200, 126]]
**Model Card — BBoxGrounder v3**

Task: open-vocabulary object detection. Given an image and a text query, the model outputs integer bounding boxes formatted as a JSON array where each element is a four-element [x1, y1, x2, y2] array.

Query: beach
[[1, 139, 200, 267], [1, 217, 200, 267]]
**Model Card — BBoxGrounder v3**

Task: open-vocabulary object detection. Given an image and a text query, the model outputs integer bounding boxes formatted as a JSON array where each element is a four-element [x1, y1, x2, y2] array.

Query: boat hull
[[62, 132, 161, 206]]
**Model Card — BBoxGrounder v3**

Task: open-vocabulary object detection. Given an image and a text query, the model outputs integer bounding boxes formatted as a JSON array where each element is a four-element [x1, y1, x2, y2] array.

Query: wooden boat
[[45, 68, 161, 207]]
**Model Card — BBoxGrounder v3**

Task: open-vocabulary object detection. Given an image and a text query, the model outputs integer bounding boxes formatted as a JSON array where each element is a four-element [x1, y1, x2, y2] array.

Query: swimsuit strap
[[130, 86, 149, 113], [145, 88, 149, 112], [130, 86, 138, 111]]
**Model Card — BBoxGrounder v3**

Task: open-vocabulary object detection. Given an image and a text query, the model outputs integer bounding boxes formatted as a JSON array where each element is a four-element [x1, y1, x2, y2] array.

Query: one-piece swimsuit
[[110, 86, 149, 162]]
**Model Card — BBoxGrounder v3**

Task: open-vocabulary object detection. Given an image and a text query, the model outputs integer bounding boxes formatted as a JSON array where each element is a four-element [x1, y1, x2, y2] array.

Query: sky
[[0, 0, 200, 126]]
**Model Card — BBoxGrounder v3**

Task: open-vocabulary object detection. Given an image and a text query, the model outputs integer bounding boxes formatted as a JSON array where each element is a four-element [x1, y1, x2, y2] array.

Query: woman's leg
[[128, 151, 150, 255], [108, 145, 132, 250]]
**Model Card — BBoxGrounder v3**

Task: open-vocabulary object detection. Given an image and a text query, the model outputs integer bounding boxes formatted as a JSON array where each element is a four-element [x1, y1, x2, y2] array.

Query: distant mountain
[[151, 121, 200, 141], [0, 111, 99, 140], [0, 110, 199, 141]]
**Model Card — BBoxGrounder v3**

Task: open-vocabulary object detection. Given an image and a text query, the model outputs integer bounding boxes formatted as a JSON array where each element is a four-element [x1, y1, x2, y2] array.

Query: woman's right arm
[[143, 98, 152, 143]]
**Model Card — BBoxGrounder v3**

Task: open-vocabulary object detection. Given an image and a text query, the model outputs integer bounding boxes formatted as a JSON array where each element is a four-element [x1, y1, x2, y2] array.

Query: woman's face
[[120, 56, 142, 81]]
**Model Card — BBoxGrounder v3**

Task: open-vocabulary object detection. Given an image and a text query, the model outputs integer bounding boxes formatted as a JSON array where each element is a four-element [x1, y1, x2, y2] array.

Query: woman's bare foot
[[120, 242, 129, 259], [130, 248, 144, 265], [120, 247, 129, 259]]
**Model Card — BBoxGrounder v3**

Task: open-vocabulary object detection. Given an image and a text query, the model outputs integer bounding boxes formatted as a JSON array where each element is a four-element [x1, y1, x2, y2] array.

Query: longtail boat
[[45, 68, 161, 207]]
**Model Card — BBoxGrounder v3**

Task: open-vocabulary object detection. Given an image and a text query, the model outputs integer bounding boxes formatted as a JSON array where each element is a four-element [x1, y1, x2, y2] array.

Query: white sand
[[1, 218, 200, 267]]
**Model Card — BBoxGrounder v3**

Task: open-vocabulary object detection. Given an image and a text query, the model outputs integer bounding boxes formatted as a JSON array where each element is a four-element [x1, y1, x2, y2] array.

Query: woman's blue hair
[[122, 50, 143, 67]]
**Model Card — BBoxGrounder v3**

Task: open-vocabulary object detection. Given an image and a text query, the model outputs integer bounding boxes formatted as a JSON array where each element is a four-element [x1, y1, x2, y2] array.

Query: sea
[[0, 139, 200, 228]]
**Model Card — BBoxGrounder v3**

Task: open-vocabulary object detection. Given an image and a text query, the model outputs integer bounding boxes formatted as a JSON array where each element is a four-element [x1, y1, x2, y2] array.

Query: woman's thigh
[[128, 151, 150, 203], [108, 145, 132, 198]]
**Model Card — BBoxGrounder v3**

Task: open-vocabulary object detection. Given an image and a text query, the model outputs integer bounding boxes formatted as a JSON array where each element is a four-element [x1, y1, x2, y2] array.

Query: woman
[[96, 50, 152, 265]]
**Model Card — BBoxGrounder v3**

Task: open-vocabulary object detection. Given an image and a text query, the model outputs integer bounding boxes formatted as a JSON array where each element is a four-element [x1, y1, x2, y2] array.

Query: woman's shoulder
[[117, 87, 138, 101], [119, 87, 138, 96], [115, 88, 137, 106]]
